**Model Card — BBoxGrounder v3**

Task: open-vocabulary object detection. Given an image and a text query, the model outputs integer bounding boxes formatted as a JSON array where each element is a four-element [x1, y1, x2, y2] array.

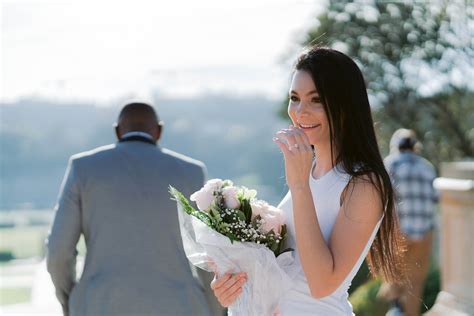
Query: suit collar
[[119, 135, 156, 145]]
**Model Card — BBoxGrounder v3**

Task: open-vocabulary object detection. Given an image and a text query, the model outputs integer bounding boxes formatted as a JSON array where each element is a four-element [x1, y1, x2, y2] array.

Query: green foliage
[[421, 263, 441, 313], [349, 262, 441, 315], [239, 197, 253, 225], [281, 0, 474, 164], [274, 224, 287, 255], [0, 251, 15, 262], [169, 186, 215, 228], [350, 278, 390, 316], [349, 260, 371, 295], [235, 210, 247, 223]]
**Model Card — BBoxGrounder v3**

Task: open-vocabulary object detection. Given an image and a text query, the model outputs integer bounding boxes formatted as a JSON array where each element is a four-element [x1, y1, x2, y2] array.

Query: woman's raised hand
[[273, 125, 313, 190]]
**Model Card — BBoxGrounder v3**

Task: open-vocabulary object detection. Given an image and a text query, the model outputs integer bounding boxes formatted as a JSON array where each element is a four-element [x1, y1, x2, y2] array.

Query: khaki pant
[[379, 231, 433, 316]]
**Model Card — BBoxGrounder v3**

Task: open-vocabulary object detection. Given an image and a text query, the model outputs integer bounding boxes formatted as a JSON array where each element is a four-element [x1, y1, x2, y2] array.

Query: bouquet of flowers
[[170, 179, 294, 316]]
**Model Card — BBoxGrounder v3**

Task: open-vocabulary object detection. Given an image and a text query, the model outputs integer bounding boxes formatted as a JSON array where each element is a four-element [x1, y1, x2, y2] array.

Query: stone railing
[[426, 162, 474, 316]]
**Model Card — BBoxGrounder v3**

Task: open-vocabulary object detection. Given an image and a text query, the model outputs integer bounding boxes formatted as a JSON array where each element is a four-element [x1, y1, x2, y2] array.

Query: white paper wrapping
[[176, 202, 295, 316]]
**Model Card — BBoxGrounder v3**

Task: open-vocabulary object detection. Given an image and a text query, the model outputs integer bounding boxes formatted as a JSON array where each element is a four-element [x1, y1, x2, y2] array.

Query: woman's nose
[[296, 101, 310, 115]]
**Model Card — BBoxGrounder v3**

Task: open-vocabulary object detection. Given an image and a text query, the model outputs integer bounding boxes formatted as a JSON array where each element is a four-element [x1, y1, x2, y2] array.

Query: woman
[[211, 47, 405, 315]]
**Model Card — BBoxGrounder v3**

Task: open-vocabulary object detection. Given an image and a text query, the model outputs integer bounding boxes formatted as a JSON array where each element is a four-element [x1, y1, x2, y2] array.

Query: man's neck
[[121, 131, 154, 140]]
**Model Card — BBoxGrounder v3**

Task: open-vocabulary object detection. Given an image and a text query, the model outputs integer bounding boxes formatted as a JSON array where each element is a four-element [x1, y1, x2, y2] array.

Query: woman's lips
[[299, 123, 320, 130]]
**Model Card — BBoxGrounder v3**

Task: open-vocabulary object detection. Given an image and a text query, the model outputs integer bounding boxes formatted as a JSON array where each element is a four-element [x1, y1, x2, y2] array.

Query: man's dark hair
[[114, 102, 163, 142], [398, 137, 417, 151], [117, 102, 161, 131]]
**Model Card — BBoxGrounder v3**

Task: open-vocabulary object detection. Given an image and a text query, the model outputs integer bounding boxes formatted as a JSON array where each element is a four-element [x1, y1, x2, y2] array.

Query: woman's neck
[[313, 142, 337, 179]]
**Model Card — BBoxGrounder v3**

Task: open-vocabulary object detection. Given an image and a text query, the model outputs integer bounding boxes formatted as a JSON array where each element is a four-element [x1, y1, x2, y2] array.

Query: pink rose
[[222, 186, 240, 209], [190, 188, 214, 212], [250, 200, 269, 219], [204, 179, 224, 192], [261, 206, 285, 234]]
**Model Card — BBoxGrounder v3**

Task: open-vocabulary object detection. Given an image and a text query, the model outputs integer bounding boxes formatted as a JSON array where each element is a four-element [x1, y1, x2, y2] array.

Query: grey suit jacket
[[47, 140, 223, 316]]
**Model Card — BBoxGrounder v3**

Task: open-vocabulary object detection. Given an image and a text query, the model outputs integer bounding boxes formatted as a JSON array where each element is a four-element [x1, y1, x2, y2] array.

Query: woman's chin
[[302, 129, 318, 142]]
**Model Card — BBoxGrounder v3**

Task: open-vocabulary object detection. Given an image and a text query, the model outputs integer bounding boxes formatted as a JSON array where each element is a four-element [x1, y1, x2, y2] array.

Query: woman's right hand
[[210, 272, 247, 307]]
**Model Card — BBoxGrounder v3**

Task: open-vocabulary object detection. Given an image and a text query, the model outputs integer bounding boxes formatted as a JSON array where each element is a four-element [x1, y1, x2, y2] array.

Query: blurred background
[[1, 0, 472, 315]]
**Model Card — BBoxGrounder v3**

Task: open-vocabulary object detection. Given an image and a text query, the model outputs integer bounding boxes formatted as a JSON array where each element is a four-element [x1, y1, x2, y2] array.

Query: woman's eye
[[312, 98, 321, 103], [290, 95, 299, 102]]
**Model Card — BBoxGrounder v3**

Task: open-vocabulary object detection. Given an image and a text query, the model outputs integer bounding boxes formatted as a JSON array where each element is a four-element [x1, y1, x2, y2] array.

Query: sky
[[1, 0, 324, 104]]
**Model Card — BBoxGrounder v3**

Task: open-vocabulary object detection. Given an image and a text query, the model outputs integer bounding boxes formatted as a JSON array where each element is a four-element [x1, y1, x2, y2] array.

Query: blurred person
[[210, 47, 406, 315], [379, 128, 438, 316], [46, 102, 223, 316]]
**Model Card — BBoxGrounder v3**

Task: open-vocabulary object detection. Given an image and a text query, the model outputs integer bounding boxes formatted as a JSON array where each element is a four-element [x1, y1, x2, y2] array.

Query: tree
[[281, 0, 473, 166]]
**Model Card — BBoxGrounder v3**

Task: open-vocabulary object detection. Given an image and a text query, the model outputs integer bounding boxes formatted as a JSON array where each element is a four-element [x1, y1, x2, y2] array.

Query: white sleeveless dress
[[277, 163, 383, 316]]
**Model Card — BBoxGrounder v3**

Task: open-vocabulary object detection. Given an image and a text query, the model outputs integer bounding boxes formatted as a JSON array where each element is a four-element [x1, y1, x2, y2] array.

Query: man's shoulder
[[70, 144, 117, 163], [384, 153, 400, 168], [161, 148, 206, 170], [414, 155, 436, 176]]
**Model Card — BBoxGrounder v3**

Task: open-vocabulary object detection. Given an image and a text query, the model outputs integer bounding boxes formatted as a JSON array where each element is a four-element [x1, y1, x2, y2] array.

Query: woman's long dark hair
[[295, 47, 405, 283]]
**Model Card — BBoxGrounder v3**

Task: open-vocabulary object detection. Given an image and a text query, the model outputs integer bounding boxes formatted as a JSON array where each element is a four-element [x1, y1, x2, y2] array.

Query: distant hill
[[0, 95, 289, 209]]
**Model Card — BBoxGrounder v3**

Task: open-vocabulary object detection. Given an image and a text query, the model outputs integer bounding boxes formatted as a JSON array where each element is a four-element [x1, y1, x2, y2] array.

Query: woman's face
[[288, 70, 330, 147]]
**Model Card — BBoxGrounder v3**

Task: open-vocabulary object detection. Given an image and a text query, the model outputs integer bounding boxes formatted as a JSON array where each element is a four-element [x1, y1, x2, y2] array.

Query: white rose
[[190, 188, 214, 212], [222, 186, 240, 209], [204, 178, 224, 192], [242, 187, 257, 200]]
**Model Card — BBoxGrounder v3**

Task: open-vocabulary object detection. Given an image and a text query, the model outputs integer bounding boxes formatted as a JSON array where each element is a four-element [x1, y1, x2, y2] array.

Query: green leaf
[[217, 222, 230, 232], [226, 232, 238, 244], [277, 248, 294, 256], [169, 186, 215, 228], [270, 241, 279, 252], [209, 208, 222, 225], [239, 198, 253, 224], [280, 225, 287, 239], [274, 225, 288, 256], [235, 210, 246, 222]]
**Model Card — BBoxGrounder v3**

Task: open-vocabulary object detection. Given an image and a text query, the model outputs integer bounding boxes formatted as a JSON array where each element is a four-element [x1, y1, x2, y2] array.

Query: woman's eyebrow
[[289, 90, 319, 96]]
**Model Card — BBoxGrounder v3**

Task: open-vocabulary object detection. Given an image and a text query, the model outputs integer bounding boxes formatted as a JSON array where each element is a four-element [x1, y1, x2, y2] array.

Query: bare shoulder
[[340, 173, 384, 223]]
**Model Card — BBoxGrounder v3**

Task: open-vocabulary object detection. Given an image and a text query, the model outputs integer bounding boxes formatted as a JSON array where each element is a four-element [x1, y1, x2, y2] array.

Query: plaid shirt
[[385, 152, 438, 240]]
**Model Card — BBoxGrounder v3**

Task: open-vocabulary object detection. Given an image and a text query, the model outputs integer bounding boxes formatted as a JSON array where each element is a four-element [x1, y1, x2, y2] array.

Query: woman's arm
[[274, 127, 383, 298], [291, 177, 383, 298]]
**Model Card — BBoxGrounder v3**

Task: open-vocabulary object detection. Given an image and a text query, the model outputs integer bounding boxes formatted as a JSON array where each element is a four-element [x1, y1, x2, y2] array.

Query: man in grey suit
[[47, 102, 223, 316]]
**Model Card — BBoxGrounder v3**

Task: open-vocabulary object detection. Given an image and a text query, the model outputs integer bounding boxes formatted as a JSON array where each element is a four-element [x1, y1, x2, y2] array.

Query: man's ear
[[114, 123, 121, 140], [156, 122, 163, 142]]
